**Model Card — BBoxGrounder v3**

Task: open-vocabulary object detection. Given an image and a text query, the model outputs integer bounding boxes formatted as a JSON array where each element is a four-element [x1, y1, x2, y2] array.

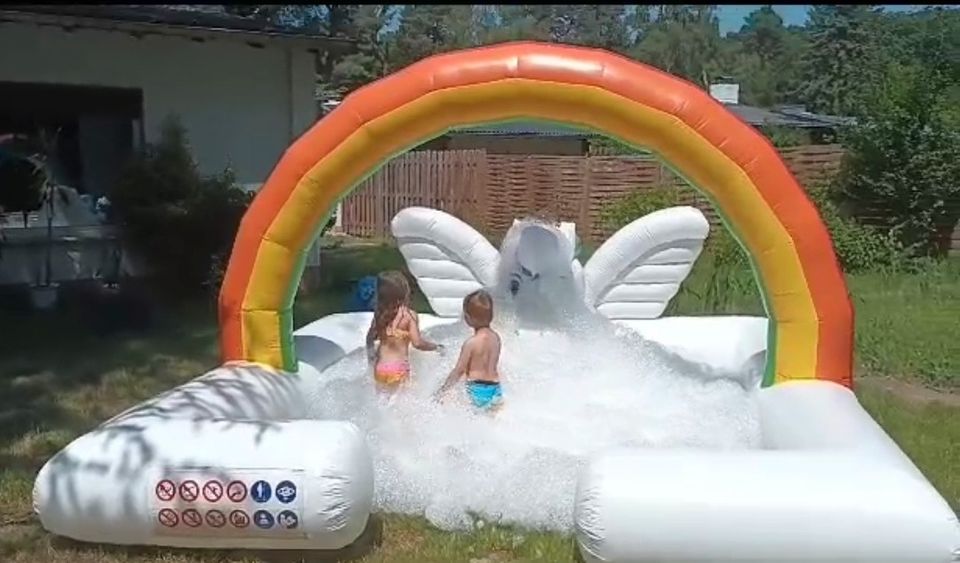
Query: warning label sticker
[[150, 468, 305, 539]]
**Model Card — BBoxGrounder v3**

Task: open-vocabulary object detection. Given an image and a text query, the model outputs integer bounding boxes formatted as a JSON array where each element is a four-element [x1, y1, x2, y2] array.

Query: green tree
[[109, 117, 253, 296], [837, 62, 960, 256], [797, 5, 875, 115], [550, 5, 632, 50], [740, 5, 786, 67], [632, 5, 722, 86], [720, 7, 808, 107], [864, 7, 960, 116], [480, 5, 635, 51], [482, 5, 553, 43], [388, 5, 483, 70], [321, 5, 396, 98]]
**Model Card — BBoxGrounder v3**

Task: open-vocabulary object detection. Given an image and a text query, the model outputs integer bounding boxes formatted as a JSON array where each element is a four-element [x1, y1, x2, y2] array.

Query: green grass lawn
[[0, 245, 957, 562]]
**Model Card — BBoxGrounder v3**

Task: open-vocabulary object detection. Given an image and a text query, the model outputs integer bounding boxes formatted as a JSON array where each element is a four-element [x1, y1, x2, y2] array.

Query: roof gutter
[[0, 9, 355, 54]]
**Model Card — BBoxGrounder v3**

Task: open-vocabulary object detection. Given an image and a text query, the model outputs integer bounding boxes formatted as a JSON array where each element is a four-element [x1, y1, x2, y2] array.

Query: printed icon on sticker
[[227, 480, 247, 503], [229, 509, 250, 529], [250, 480, 272, 503], [275, 480, 297, 504], [254, 509, 275, 529], [277, 510, 299, 529]]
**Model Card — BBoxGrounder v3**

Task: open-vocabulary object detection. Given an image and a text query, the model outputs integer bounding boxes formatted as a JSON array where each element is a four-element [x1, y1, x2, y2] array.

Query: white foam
[[307, 310, 762, 532]]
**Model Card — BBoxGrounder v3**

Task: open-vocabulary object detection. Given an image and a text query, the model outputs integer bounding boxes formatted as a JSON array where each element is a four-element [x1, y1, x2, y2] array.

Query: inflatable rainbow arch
[[33, 43, 958, 562], [218, 41, 853, 388]]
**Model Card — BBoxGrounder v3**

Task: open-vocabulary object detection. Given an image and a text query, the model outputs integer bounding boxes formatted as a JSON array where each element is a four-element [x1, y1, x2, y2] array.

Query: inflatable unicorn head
[[390, 206, 711, 322]]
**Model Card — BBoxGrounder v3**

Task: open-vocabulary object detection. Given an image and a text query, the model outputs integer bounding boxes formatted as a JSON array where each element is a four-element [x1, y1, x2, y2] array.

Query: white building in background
[[0, 5, 352, 192], [0, 5, 352, 286]]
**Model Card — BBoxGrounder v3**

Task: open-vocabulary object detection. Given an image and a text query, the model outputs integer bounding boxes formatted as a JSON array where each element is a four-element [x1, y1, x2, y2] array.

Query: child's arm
[[435, 340, 472, 399], [407, 310, 440, 352]]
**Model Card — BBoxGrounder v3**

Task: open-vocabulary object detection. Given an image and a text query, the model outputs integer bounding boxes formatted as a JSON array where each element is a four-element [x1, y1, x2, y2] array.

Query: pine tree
[[797, 5, 875, 115]]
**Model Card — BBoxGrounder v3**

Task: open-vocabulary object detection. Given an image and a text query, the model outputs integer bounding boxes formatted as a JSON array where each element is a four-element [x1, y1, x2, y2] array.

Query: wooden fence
[[340, 145, 849, 245]]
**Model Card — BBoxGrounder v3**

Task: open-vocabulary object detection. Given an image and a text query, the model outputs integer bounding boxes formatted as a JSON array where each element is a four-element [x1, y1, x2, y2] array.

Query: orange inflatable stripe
[[218, 42, 853, 387]]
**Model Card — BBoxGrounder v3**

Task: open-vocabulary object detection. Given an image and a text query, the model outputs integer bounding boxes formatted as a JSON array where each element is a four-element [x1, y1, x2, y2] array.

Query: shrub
[[600, 184, 682, 232], [837, 62, 960, 258], [759, 125, 809, 148], [589, 136, 647, 156], [108, 116, 253, 297], [807, 185, 907, 272], [601, 180, 909, 314], [602, 185, 755, 312]]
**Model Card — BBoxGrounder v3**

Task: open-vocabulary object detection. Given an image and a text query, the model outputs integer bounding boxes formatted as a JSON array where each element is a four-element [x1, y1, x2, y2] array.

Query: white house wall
[[0, 22, 317, 186]]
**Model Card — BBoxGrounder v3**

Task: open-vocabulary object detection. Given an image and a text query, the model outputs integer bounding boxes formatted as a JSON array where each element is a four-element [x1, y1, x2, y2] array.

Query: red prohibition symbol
[[178, 480, 199, 502], [205, 509, 226, 528], [155, 479, 176, 502], [229, 510, 250, 529], [202, 480, 224, 503], [181, 508, 203, 528], [226, 480, 247, 503], [158, 508, 179, 528]]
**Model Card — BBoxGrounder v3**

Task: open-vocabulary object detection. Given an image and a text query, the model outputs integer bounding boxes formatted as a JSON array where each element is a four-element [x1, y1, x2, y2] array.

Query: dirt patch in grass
[[859, 375, 960, 407]]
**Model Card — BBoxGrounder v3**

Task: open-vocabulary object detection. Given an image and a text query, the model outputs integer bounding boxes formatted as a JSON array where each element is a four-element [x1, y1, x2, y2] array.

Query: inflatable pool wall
[[33, 362, 374, 550]]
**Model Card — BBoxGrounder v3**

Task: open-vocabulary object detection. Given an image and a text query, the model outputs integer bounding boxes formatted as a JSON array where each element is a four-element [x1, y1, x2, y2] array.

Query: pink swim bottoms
[[374, 360, 410, 386]]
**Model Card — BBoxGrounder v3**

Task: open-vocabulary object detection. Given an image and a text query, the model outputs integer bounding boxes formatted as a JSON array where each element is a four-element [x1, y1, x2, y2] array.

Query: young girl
[[434, 290, 503, 412], [366, 270, 440, 389]]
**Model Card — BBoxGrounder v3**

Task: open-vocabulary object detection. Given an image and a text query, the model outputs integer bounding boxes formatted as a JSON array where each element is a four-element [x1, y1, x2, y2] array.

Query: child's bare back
[[462, 328, 501, 383], [435, 290, 504, 411]]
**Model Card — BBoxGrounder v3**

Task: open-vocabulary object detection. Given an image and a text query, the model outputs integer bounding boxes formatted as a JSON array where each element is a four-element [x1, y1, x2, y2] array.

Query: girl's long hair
[[372, 270, 411, 340]]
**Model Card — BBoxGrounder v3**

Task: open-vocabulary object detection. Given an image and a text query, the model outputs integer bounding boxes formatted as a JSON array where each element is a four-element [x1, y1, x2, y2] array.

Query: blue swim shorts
[[466, 380, 503, 411]]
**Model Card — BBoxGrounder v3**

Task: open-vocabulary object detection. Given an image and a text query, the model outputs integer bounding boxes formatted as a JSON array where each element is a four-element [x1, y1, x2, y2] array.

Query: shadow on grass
[[45, 514, 383, 563], [0, 286, 223, 478], [0, 317, 219, 444]]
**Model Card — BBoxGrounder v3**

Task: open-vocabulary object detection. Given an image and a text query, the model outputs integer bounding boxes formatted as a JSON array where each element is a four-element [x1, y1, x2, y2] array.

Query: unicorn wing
[[390, 207, 500, 317], [582, 206, 710, 320]]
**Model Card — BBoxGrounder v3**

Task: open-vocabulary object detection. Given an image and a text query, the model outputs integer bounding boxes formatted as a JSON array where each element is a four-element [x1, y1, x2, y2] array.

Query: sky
[[717, 5, 951, 35]]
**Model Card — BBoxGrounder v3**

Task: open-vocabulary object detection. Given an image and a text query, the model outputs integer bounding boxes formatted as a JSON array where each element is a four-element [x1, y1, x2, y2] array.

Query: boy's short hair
[[463, 290, 494, 327]]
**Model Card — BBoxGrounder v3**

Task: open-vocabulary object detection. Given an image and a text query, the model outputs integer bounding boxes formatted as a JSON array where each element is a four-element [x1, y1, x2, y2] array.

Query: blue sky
[[717, 5, 951, 35]]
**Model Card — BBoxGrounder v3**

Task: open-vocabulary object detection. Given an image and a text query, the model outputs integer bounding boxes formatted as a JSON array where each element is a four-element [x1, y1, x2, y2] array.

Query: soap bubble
[[307, 305, 761, 532]]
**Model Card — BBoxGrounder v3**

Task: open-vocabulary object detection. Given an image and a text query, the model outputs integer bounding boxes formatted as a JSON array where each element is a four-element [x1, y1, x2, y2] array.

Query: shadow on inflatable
[[33, 41, 960, 562]]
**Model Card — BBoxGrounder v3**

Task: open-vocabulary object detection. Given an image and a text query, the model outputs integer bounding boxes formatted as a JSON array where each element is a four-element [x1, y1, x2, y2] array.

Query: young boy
[[434, 290, 503, 412]]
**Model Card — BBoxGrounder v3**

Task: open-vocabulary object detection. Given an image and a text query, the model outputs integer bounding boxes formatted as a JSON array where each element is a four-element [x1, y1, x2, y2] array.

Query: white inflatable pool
[[32, 207, 960, 560], [33, 312, 960, 560]]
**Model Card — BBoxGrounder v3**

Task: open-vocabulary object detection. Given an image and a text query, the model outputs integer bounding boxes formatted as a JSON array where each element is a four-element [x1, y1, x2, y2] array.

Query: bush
[[807, 185, 907, 272], [108, 116, 253, 297], [602, 180, 908, 283], [837, 62, 960, 258], [602, 185, 754, 311], [759, 125, 809, 148], [600, 184, 682, 231]]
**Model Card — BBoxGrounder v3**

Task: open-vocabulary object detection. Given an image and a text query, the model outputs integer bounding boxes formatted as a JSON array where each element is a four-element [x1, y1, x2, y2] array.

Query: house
[[708, 81, 853, 143], [417, 121, 592, 156], [0, 5, 353, 287], [0, 5, 353, 195], [411, 82, 850, 156]]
